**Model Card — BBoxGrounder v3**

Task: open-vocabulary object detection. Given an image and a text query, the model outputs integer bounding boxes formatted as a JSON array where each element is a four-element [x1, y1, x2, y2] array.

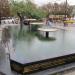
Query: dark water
[[10, 26, 75, 64]]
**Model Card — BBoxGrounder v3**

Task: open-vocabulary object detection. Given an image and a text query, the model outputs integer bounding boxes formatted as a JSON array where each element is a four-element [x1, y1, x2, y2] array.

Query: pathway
[[0, 42, 13, 75], [0, 24, 19, 75]]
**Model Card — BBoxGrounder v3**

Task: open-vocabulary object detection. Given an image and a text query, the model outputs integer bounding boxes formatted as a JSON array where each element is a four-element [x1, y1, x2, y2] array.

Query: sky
[[34, 0, 75, 6], [17, 0, 75, 6]]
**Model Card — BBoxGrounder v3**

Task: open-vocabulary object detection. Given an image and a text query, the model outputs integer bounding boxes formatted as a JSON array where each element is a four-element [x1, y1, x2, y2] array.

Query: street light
[[0, 12, 1, 25], [65, 0, 68, 18], [0, 0, 2, 25]]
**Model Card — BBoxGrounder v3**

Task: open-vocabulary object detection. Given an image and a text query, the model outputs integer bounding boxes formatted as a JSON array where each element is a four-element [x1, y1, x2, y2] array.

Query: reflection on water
[[10, 26, 75, 63]]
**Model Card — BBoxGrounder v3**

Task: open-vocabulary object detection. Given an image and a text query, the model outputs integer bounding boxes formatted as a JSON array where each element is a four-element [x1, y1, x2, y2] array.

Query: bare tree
[[41, 2, 73, 16], [41, 3, 53, 15], [0, 0, 10, 18]]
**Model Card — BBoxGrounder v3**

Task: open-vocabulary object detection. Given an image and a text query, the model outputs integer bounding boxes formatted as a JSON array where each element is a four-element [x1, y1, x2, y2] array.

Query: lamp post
[[0, 12, 1, 25], [63, 0, 68, 26], [0, 0, 2, 25], [65, 0, 68, 18]]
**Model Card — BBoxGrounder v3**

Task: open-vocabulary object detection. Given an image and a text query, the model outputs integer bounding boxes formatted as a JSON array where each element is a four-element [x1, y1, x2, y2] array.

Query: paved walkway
[[0, 42, 13, 75], [0, 24, 16, 75]]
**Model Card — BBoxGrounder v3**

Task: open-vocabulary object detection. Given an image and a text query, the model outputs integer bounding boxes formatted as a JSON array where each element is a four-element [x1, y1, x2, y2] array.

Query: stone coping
[[0, 72, 5, 75]]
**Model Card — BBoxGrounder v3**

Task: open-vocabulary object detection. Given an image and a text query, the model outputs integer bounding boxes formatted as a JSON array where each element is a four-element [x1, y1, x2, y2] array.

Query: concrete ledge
[[0, 72, 6, 75]]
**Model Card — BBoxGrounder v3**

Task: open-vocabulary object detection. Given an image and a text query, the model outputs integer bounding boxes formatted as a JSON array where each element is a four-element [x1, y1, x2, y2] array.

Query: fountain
[[9, 26, 75, 74]]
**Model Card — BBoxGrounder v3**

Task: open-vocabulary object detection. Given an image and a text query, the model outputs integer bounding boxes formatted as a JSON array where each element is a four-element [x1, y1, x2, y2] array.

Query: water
[[10, 26, 75, 64]]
